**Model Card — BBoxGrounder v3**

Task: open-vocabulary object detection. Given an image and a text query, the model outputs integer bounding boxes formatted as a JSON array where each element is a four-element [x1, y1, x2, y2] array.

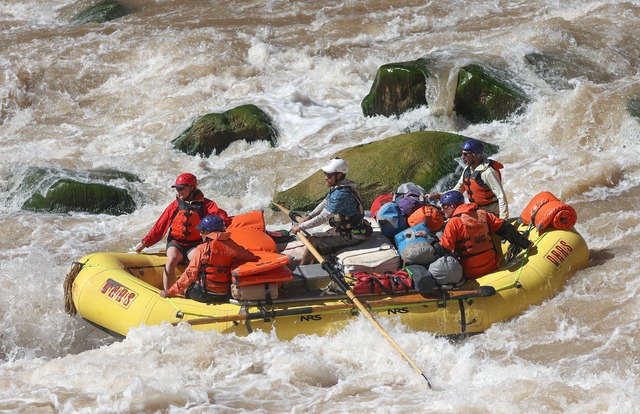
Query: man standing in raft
[[427, 139, 509, 218], [135, 173, 231, 290], [433, 191, 531, 279], [160, 215, 257, 302], [290, 158, 372, 265]]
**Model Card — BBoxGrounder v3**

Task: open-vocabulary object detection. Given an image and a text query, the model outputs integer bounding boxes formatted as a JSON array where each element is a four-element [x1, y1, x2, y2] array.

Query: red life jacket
[[197, 241, 236, 295], [462, 160, 503, 207], [169, 192, 206, 244]]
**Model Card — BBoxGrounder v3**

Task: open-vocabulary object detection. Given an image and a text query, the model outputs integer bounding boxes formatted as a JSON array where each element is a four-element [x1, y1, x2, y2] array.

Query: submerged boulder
[[273, 131, 498, 211], [361, 59, 432, 117], [17, 168, 139, 215], [524, 51, 617, 89], [69, 0, 129, 25], [172, 104, 278, 157], [453, 64, 529, 124]]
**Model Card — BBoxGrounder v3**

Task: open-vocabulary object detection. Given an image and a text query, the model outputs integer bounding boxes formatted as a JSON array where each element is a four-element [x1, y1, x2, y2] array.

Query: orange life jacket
[[453, 209, 496, 262], [407, 205, 444, 231], [462, 160, 503, 207], [197, 241, 236, 295], [169, 195, 205, 244]]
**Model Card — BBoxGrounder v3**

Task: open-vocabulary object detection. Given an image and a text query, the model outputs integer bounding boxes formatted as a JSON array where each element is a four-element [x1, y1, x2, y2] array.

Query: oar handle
[[289, 210, 303, 222], [273, 201, 312, 237]]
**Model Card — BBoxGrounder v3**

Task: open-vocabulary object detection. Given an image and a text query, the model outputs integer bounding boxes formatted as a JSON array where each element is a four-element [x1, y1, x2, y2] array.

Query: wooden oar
[[272, 201, 433, 387]]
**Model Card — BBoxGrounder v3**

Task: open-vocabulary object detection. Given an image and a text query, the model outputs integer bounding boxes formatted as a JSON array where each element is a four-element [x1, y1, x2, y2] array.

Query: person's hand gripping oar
[[272, 201, 433, 388]]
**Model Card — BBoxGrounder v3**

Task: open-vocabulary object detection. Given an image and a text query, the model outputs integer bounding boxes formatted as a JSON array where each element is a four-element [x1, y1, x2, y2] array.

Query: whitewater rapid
[[1, 0, 639, 412]]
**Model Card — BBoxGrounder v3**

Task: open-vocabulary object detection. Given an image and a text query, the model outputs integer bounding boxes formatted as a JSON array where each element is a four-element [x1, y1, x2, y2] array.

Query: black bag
[[405, 264, 436, 294]]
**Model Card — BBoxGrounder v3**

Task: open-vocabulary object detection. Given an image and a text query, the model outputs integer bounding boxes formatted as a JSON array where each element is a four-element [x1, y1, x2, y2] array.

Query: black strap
[[370, 276, 393, 294], [198, 242, 211, 289], [391, 274, 412, 293], [263, 283, 273, 306]]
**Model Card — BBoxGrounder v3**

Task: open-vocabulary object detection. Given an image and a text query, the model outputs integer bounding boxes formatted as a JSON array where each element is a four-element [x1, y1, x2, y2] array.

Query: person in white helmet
[[291, 157, 372, 265]]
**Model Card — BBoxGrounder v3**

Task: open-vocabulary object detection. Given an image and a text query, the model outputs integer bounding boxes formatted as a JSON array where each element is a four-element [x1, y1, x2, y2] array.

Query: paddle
[[272, 201, 433, 387]]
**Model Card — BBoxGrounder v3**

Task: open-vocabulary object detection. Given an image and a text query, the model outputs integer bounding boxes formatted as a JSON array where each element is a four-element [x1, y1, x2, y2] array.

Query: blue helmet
[[196, 215, 225, 232], [441, 191, 465, 206], [462, 139, 484, 154]]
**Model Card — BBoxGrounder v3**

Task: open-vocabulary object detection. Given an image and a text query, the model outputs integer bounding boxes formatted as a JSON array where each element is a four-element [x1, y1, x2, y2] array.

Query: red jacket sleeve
[[141, 200, 179, 248], [204, 199, 232, 226]]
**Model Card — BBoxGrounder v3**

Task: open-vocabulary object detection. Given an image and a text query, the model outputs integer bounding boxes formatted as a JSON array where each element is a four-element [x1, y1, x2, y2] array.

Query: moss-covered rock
[[172, 104, 278, 157], [362, 59, 432, 117], [454, 64, 529, 124], [11, 167, 140, 215], [23, 179, 136, 215], [273, 131, 498, 211], [70, 0, 129, 25]]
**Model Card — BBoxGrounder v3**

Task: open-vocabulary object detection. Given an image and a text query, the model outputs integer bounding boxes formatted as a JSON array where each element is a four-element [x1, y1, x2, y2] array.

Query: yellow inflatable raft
[[64, 222, 589, 339]]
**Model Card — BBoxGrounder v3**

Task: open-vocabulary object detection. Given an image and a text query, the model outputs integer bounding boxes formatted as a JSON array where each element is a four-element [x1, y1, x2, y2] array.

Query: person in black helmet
[[427, 139, 509, 218], [291, 158, 372, 265]]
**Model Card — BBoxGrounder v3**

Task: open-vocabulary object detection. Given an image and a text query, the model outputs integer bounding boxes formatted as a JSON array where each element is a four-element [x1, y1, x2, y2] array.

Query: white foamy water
[[1, 0, 639, 412]]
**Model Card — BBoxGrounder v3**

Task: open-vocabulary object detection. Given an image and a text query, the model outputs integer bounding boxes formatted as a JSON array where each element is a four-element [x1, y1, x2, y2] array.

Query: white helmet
[[321, 157, 349, 174]]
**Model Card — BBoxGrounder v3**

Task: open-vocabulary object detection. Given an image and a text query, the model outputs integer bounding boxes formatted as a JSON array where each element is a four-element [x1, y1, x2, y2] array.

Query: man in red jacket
[[160, 215, 257, 302], [435, 191, 531, 279], [135, 173, 231, 290]]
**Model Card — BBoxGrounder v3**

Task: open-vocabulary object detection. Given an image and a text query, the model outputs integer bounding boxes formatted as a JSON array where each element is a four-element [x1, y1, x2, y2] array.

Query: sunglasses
[[173, 185, 187, 190], [461, 152, 474, 157]]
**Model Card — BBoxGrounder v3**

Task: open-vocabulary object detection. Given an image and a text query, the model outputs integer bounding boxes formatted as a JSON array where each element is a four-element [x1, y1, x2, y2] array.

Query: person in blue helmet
[[290, 158, 372, 265], [160, 215, 258, 302], [431, 190, 531, 279], [427, 139, 509, 218]]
